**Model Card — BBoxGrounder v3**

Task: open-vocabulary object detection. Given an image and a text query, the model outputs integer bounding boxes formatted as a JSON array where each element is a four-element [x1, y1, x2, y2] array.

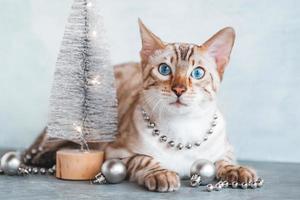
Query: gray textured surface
[[1, 160, 300, 200]]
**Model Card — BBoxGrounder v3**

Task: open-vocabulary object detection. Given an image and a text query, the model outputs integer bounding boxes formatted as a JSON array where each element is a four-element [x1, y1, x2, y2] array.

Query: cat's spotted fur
[[25, 20, 257, 192]]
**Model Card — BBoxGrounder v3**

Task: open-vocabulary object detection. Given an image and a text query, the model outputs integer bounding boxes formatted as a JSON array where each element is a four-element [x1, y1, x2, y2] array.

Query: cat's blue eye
[[158, 63, 171, 76], [191, 67, 205, 80]]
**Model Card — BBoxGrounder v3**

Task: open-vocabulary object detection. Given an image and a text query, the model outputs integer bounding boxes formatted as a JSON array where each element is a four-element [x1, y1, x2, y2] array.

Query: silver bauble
[[101, 159, 127, 184], [190, 159, 216, 185], [0, 151, 21, 175]]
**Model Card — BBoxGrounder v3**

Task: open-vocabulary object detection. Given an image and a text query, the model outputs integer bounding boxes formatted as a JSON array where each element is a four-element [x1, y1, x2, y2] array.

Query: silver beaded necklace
[[141, 108, 218, 150]]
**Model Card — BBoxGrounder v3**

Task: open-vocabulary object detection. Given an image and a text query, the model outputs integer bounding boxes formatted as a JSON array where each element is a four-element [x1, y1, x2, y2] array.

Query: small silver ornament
[[206, 184, 214, 192], [48, 168, 54, 175], [241, 182, 248, 189], [190, 159, 216, 186], [0, 151, 21, 175], [231, 181, 239, 188], [159, 135, 167, 142], [101, 159, 127, 184], [40, 168, 46, 175], [168, 141, 175, 147], [32, 167, 39, 174], [177, 143, 184, 150], [148, 122, 155, 128], [185, 143, 192, 149], [152, 129, 160, 136], [223, 181, 229, 188], [250, 181, 257, 189], [257, 178, 264, 187], [214, 183, 222, 191]]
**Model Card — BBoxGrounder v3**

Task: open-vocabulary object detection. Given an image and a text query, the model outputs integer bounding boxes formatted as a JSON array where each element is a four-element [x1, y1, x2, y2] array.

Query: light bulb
[[87, 2, 92, 7], [90, 76, 101, 85], [92, 30, 97, 37], [73, 123, 82, 133]]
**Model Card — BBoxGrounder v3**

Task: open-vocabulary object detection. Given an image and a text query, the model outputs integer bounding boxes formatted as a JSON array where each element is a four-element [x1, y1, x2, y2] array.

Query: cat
[[24, 19, 256, 192]]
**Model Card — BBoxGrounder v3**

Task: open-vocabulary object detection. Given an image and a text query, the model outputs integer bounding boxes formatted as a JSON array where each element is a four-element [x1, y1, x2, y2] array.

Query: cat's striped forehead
[[169, 43, 197, 62]]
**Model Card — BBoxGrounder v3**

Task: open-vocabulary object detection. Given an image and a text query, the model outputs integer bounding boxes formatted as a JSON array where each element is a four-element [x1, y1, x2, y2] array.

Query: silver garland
[[47, 0, 118, 148]]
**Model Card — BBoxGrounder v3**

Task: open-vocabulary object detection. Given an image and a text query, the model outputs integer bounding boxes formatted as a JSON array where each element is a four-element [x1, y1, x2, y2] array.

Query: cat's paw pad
[[144, 170, 180, 192], [218, 165, 257, 183]]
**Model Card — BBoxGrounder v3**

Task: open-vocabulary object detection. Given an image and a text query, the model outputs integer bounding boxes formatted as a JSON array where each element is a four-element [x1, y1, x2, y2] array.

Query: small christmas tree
[[47, 0, 118, 150]]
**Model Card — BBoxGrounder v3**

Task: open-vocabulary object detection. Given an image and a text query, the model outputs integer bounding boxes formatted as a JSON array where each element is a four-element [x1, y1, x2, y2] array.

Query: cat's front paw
[[218, 164, 257, 183], [144, 170, 180, 192]]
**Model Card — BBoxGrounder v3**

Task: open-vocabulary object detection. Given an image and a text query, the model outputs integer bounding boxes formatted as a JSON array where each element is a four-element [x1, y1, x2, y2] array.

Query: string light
[[73, 123, 82, 133], [90, 76, 101, 85], [92, 30, 97, 37], [87, 2, 92, 7]]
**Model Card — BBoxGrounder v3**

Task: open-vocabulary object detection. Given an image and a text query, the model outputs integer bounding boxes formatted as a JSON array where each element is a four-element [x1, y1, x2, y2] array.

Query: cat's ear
[[202, 27, 235, 80], [138, 19, 165, 63]]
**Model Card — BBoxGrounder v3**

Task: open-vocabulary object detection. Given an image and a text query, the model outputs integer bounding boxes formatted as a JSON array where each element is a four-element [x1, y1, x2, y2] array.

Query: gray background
[[0, 0, 299, 163]]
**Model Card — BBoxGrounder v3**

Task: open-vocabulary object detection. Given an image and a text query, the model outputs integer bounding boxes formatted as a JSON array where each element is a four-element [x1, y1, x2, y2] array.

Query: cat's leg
[[215, 160, 257, 184], [23, 128, 78, 167], [122, 154, 180, 192]]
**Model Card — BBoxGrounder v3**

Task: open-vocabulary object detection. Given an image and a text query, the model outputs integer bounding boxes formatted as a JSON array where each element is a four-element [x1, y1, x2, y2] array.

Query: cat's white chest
[[133, 106, 231, 178]]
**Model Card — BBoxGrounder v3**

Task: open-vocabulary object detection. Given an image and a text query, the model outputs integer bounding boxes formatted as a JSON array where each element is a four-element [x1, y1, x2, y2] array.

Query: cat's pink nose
[[172, 84, 187, 97]]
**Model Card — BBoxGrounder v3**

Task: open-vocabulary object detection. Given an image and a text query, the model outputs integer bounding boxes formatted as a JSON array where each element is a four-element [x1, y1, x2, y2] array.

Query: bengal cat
[[24, 20, 257, 192]]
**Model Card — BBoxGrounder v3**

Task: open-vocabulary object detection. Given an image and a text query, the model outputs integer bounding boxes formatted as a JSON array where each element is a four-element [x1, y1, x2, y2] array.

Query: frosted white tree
[[47, 0, 118, 150]]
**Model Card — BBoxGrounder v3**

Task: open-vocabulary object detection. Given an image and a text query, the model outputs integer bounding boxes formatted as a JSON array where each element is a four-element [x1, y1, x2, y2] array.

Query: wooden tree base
[[56, 149, 104, 180]]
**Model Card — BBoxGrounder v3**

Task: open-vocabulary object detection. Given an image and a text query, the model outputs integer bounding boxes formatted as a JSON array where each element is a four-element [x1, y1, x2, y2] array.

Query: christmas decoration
[[100, 159, 127, 183], [190, 159, 216, 187], [0, 151, 21, 175], [0, 151, 56, 176], [205, 179, 264, 192], [44, 0, 118, 180], [92, 159, 127, 184], [47, 0, 118, 148], [141, 109, 218, 150]]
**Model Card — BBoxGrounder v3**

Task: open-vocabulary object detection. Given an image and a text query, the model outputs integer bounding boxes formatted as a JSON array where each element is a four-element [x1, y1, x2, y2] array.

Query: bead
[[203, 136, 208, 141], [48, 168, 54, 174], [27, 167, 32, 174], [142, 110, 147, 115], [40, 168, 46, 175], [152, 129, 160, 136], [217, 181, 224, 187], [241, 182, 248, 189], [256, 178, 264, 187], [208, 129, 213, 134], [159, 135, 167, 142], [144, 115, 150, 121], [168, 141, 175, 147], [38, 146, 44, 152], [31, 149, 37, 154], [223, 181, 229, 188], [214, 183, 222, 191], [250, 181, 257, 189], [206, 184, 214, 192], [231, 181, 238, 188], [177, 143, 184, 150], [212, 121, 217, 127], [194, 141, 201, 146], [185, 143, 192, 149], [148, 122, 155, 128], [25, 154, 31, 160], [213, 114, 218, 119], [32, 167, 38, 174]]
